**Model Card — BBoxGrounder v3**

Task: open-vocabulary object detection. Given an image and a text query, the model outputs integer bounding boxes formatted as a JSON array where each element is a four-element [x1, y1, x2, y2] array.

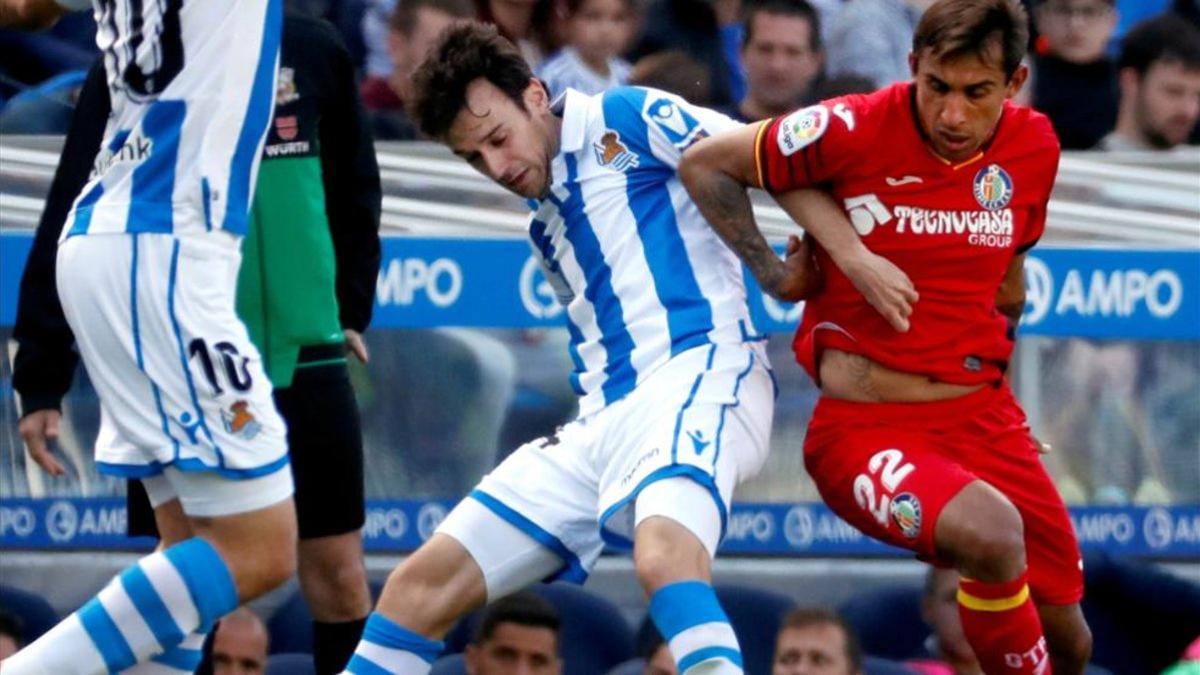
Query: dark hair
[[779, 607, 863, 671], [410, 22, 536, 139], [0, 610, 23, 645], [743, 0, 822, 52], [473, 592, 561, 645], [1118, 13, 1200, 76], [390, 0, 475, 36], [912, 0, 1030, 78]]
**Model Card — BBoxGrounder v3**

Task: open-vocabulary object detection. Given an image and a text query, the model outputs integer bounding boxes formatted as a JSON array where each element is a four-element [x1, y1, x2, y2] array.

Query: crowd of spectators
[[3, 0, 1199, 151]]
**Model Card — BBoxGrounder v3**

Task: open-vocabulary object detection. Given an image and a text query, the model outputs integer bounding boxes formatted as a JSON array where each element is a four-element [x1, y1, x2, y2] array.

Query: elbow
[[679, 139, 721, 196]]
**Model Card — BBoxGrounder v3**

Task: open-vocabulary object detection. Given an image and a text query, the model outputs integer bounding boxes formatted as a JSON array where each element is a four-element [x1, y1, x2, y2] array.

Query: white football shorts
[[437, 341, 774, 597], [57, 231, 291, 516]]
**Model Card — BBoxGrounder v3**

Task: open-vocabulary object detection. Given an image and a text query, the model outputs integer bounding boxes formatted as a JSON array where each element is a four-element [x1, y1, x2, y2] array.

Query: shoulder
[[999, 102, 1061, 160]]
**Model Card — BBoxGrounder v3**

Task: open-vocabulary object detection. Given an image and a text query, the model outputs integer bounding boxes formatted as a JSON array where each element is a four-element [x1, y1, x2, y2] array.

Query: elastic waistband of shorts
[[813, 382, 1009, 425]]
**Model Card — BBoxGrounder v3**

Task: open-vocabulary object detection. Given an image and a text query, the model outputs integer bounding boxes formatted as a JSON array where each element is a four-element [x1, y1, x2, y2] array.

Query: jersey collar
[[552, 88, 589, 155]]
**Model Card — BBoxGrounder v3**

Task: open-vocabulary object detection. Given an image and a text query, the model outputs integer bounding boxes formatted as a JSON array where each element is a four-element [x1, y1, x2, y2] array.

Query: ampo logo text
[[376, 257, 462, 308]]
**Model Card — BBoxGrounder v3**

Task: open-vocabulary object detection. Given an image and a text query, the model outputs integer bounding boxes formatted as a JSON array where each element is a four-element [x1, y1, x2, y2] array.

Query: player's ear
[[1005, 64, 1029, 99], [525, 77, 550, 113]]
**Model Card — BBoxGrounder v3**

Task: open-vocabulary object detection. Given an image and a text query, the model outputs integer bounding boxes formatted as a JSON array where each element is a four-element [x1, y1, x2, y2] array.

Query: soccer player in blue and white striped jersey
[[342, 23, 818, 675], [2, 1, 297, 673]]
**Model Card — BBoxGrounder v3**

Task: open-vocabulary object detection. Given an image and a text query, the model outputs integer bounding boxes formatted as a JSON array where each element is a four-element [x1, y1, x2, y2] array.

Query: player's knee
[[944, 491, 1026, 580], [300, 554, 370, 614], [633, 532, 708, 595]]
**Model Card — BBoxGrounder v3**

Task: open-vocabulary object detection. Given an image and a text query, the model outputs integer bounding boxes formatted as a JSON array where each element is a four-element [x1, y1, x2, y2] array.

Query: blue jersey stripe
[[530, 217, 587, 395], [555, 154, 638, 404], [220, 0, 281, 235], [65, 183, 105, 237], [601, 88, 715, 356], [128, 100, 187, 234], [129, 236, 182, 458]]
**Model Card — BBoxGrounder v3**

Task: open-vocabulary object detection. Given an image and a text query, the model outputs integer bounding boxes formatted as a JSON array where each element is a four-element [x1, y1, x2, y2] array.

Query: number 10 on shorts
[[853, 449, 918, 536]]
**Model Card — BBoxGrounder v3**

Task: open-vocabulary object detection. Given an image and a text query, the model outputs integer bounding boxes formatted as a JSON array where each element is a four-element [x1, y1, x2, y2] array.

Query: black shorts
[[128, 349, 366, 540]]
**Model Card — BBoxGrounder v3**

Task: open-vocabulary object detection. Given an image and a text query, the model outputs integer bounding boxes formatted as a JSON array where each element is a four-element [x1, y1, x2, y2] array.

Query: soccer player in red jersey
[[678, 0, 1092, 673]]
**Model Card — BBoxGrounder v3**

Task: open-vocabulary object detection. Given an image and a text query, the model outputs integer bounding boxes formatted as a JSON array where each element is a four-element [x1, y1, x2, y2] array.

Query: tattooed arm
[[678, 123, 819, 302]]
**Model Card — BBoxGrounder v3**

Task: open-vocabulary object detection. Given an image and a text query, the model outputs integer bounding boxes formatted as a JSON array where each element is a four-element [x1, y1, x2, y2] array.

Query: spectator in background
[[825, 0, 936, 87], [1031, 0, 1120, 148], [726, 0, 824, 122], [537, 0, 634, 95], [365, 0, 475, 139], [465, 592, 562, 675], [629, 0, 745, 107], [212, 608, 270, 675], [629, 49, 716, 105], [476, 0, 564, 68], [1099, 13, 1200, 150], [772, 608, 864, 675], [0, 612, 21, 661], [909, 569, 982, 675], [809, 73, 877, 99]]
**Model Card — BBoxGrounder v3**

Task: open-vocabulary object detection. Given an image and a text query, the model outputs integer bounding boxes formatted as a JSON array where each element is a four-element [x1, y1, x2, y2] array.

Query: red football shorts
[[804, 383, 1084, 605]]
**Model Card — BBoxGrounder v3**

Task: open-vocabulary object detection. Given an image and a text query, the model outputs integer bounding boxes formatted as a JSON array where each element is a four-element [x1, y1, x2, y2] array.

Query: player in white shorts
[[342, 24, 817, 675], [3, 1, 296, 674]]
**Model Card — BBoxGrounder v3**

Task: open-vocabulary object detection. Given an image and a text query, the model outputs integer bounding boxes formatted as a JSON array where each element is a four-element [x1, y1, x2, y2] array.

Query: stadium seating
[[265, 588, 316, 655], [265, 652, 317, 675], [443, 583, 635, 675], [0, 584, 59, 645], [839, 584, 927, 660], [713, 584, 796, 675]]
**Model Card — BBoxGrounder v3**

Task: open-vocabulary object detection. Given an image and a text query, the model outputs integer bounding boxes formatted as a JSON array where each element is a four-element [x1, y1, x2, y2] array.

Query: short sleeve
[[623, 88, 743, 169], [754, 97, 866, 192], [1016, 136, 1061, 254]]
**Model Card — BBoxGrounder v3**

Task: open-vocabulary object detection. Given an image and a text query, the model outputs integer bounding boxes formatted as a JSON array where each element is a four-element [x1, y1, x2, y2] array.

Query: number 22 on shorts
[[853, 449, 915, 531]]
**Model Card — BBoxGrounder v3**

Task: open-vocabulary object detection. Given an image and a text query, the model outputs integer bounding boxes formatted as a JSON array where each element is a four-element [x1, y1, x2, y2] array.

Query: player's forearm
[[770, 188, 871, 268], [680, 159, 786, 295]]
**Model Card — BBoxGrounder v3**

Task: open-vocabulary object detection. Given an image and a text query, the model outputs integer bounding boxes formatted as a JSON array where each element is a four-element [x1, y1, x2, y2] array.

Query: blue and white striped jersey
[[531, 87, 764, 418], [62, 0, 281, 240]]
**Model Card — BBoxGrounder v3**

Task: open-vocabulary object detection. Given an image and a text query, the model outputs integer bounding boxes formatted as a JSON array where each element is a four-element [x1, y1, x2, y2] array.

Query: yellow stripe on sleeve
[[753, 119, 771, 190]]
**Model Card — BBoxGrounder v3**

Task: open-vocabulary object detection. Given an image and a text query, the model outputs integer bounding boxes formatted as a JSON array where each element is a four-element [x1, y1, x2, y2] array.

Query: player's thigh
[[804, 422, 975, 558], [597, 345, 774, 555], [276, 361, 365, 541], [437, 427, 602, 600]]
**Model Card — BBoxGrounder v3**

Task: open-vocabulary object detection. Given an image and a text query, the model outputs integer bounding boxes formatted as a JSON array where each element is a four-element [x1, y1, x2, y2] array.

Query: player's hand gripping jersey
[[755, 82, 1059, 384]]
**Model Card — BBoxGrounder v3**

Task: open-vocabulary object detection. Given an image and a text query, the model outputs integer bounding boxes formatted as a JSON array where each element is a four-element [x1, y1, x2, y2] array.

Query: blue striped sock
[[649, 581, 743, 674], [1, 538, 236, 674], [343, 613, 444, 674], [125, 631, 208, 673]]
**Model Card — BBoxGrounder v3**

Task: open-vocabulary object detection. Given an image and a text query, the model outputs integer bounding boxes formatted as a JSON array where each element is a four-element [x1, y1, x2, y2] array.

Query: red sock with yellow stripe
[[957, 571, 1051, 674]]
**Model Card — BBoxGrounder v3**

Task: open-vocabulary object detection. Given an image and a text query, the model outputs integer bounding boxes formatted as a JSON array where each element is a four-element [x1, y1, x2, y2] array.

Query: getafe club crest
[[594, 130, 639, 171], [276, 67, 300, 106], [890, 492, 922, 538], [973, 163, 1013, 211]]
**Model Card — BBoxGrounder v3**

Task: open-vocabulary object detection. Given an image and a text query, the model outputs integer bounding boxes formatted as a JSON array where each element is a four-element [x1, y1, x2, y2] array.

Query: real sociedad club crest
[[973, 163, 1013, 211]]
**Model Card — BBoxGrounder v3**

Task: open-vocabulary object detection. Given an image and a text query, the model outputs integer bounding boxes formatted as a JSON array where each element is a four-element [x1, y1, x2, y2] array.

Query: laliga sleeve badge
[[890, 492, 922, 538], [973, 164, 1013, 211], [776, 105, 829, 156]]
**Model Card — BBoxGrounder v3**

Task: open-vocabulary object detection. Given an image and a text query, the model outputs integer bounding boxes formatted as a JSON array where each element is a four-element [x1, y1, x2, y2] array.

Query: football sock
[[314, 617, 368, 675], [342, 613, 443, 674], [0, 538, 237, 675], [958, 571, 1051, 674], [649, 580, 743, 675]]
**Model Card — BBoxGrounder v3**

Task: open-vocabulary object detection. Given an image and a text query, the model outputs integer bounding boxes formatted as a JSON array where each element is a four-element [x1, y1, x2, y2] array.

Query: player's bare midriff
[[818, 349, 986, 403]]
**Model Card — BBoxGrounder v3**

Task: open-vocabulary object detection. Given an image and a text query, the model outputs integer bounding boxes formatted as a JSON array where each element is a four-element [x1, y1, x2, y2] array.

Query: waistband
[[812, 381, 1009, 425], [296, 343, 346, 367]]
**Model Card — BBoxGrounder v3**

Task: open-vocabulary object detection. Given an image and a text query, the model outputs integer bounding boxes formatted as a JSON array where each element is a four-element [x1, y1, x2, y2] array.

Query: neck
[[1112, 108, 1149, 147], [739, 95, 790, 122], [491, 0, 534, 39]]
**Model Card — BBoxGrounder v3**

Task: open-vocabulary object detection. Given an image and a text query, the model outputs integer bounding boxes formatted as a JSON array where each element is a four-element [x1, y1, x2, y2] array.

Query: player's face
[[742, 13, 822, 113], [1132, 60, 1200, 148], [464, 624, 561, 675], [448, 78, 558, 199], [910, 48, 1028, 163], [772, 625, 859, 675]]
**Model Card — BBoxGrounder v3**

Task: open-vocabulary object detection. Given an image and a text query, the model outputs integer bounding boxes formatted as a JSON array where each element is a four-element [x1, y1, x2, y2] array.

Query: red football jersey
[[755, 82, 1060, 385]]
